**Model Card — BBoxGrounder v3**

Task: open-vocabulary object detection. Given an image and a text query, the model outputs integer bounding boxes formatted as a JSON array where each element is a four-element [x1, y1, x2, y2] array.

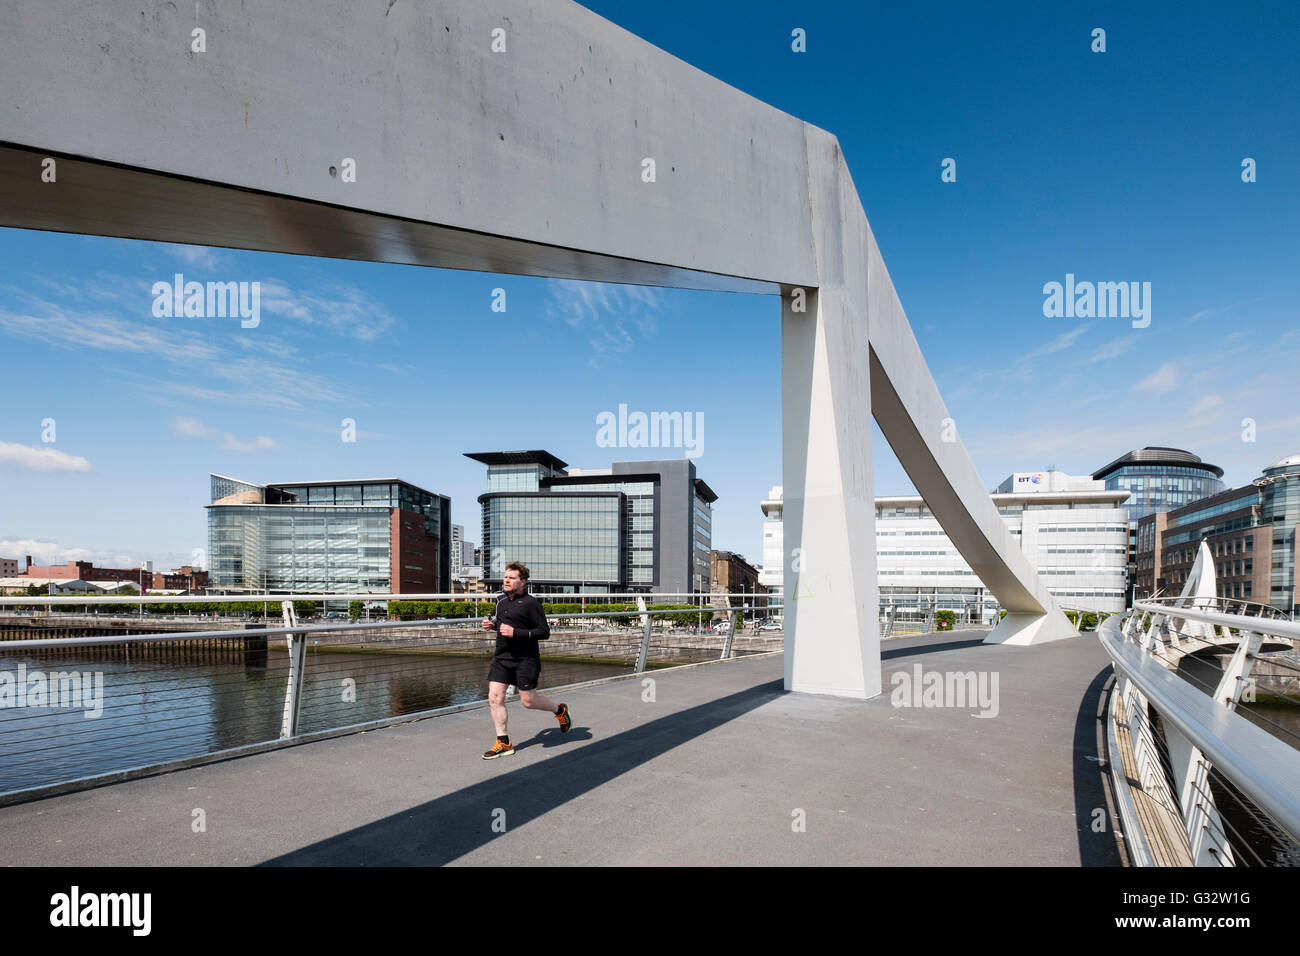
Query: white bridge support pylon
[[0, 0, 1076, 702]]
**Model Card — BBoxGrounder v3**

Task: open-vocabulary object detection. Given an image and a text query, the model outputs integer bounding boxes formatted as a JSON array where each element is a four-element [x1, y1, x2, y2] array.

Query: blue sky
[[1, 0, 1297, 574]]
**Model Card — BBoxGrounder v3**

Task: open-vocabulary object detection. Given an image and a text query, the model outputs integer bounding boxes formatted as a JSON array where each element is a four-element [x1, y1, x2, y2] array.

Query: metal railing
[[1100, 597, 1300, 866], [0, 593, 781, 802]]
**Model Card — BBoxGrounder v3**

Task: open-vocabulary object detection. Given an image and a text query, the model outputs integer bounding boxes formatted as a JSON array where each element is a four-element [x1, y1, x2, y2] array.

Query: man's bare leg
[[518, 689, 559, 713], [488, 681, 510, 737]]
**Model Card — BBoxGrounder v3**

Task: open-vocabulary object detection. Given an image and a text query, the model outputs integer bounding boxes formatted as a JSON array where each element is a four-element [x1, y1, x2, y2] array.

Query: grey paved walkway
[[0, 631, 1123, 866]]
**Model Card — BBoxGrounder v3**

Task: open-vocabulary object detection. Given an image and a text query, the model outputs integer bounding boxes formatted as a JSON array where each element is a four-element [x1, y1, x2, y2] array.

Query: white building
[[877, 471, 1129, 617], [764, 472, 1129, 617], [760, 486, 784, 589], [450, 524, 464, 579]]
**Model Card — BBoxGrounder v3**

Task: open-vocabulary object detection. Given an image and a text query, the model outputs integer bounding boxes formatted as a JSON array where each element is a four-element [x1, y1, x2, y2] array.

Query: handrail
[[0, 607, 783, 650], [1098, 614, 1300, 846], [1132, 600, 1300, 641], [0, 590, 779, 606]]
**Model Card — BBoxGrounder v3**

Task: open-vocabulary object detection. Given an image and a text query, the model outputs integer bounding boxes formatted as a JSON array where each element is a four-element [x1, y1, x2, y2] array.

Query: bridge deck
[[0, 631, 1122, 866]]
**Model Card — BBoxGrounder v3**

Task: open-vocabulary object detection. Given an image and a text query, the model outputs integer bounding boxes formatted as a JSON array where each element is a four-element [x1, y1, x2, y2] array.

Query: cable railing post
[[721, 605, 738, 660], [635, 602, 652, 674], [279, 600, 306, 739], [1214, 629, 1264, 709]]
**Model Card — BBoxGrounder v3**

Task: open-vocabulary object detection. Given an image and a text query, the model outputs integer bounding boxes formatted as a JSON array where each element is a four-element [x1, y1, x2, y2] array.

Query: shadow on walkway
[[882, 637, 986, 661], [1073, 666, 1124, 865], [261, 677, 785, 866]]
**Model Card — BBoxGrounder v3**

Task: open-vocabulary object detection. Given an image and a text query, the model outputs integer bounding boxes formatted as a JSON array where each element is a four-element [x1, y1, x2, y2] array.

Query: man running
[[480, 561, 572, 759]]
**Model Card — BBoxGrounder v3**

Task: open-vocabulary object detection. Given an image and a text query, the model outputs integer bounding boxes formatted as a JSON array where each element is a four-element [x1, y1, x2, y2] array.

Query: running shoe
[[482, 739, 515, 759], [555, 703, 572, 734]]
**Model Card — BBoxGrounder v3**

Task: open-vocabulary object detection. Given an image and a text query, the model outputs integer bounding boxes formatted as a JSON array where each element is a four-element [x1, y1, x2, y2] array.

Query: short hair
[[505, 561, 530, 581]]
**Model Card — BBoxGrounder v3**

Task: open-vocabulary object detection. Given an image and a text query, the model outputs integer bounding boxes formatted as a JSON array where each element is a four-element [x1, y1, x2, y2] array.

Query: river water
[[0, 645, 633, 794]]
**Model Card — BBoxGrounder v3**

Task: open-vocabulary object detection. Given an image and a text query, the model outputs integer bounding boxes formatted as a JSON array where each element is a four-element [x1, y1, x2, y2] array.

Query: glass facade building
[[207, 474, 450, 594], [467, 451, 716, 594], [483, 493, 622, 584], [1134, 454, 1300, 613], [1092, 447, 1225, 605], [1258, 455, 1300, 613], [1092, 447, 1225, 525]]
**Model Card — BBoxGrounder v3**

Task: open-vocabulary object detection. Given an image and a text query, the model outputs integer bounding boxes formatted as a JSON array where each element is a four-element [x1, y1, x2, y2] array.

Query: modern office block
[[207, 474, 450, 594], [467, 450, 716, 594], [1093, 448, 1225, 526], [1136, 453, 1300, 613]]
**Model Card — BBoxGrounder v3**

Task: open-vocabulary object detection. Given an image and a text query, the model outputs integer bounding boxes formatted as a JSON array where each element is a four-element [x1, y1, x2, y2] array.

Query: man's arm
[[529, 598, 550, 641], [508, 598, 550, 642]]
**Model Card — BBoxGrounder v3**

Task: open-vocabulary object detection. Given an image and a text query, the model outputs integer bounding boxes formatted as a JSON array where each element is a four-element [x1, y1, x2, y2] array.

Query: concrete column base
[[983, 611, 1079, 646]]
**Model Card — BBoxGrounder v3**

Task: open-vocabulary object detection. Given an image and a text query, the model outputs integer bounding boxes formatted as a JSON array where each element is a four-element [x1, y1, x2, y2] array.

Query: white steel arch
[[0, 0, 1076, 699]]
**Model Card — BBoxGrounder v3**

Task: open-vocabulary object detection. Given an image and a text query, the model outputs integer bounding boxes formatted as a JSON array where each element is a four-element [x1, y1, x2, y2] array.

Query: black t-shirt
[[490, 590, 550, 658]]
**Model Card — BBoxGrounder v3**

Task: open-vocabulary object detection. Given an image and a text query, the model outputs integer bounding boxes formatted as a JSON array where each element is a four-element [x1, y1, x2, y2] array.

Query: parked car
[[758, 622, 782, 631]]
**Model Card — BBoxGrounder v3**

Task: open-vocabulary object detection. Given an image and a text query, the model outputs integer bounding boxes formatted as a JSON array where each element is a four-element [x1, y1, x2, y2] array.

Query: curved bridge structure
[[0, 0, 1077, 699]]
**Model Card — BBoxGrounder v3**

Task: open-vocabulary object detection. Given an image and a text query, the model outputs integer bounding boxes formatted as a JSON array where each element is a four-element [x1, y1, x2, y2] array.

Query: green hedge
[[935, 609, 956, 630], [1063, 610, 1100, 630]]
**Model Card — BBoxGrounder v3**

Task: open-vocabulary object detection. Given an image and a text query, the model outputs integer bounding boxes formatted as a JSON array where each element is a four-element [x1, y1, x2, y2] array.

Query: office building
[[207, 473, 451, 594], [760, 471, 1128, 615], [759, 486, 784, 590], [1135, 453, 1300, 613], [467, 450, 716, 594], [878, 471, 1129, 615], [0, 558, 17, 578], [1093, 446, 1225, 603], [450, 524, 465, 578], [866, 471, 1128, 616], [1092, 447, 1225, 525]]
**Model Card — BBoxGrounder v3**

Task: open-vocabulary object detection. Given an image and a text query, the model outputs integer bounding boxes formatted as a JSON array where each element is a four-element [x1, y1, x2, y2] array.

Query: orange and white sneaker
[[482, 738, 515, 760], [555, 703, 572, 733]]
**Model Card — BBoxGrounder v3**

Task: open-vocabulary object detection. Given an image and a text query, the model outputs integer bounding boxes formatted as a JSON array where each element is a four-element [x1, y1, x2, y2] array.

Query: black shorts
[[488, 654, 541, 691]]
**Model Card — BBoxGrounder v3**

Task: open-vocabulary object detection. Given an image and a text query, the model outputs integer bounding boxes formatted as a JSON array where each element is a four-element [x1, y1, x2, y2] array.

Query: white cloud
[[259, 279, 399, 341], [0, 441, 92, 472], [173, 416, 213, 438], [224, 435, 276, 451], [1134, 361, 1179, 394], [1188, 394, 1224, 417], [1182, 299, 1259, 324], [544, 279, 665, 365], [144, 381, 301, 411], [0, 539, 135, 568], [0, 302, 220, 363], [2, 282, 367, 411], [163, 244, 226, 270], [1083, 335, 1138, 363], [1019, 324, 1090, 363], [171, 417, 275, 452]]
